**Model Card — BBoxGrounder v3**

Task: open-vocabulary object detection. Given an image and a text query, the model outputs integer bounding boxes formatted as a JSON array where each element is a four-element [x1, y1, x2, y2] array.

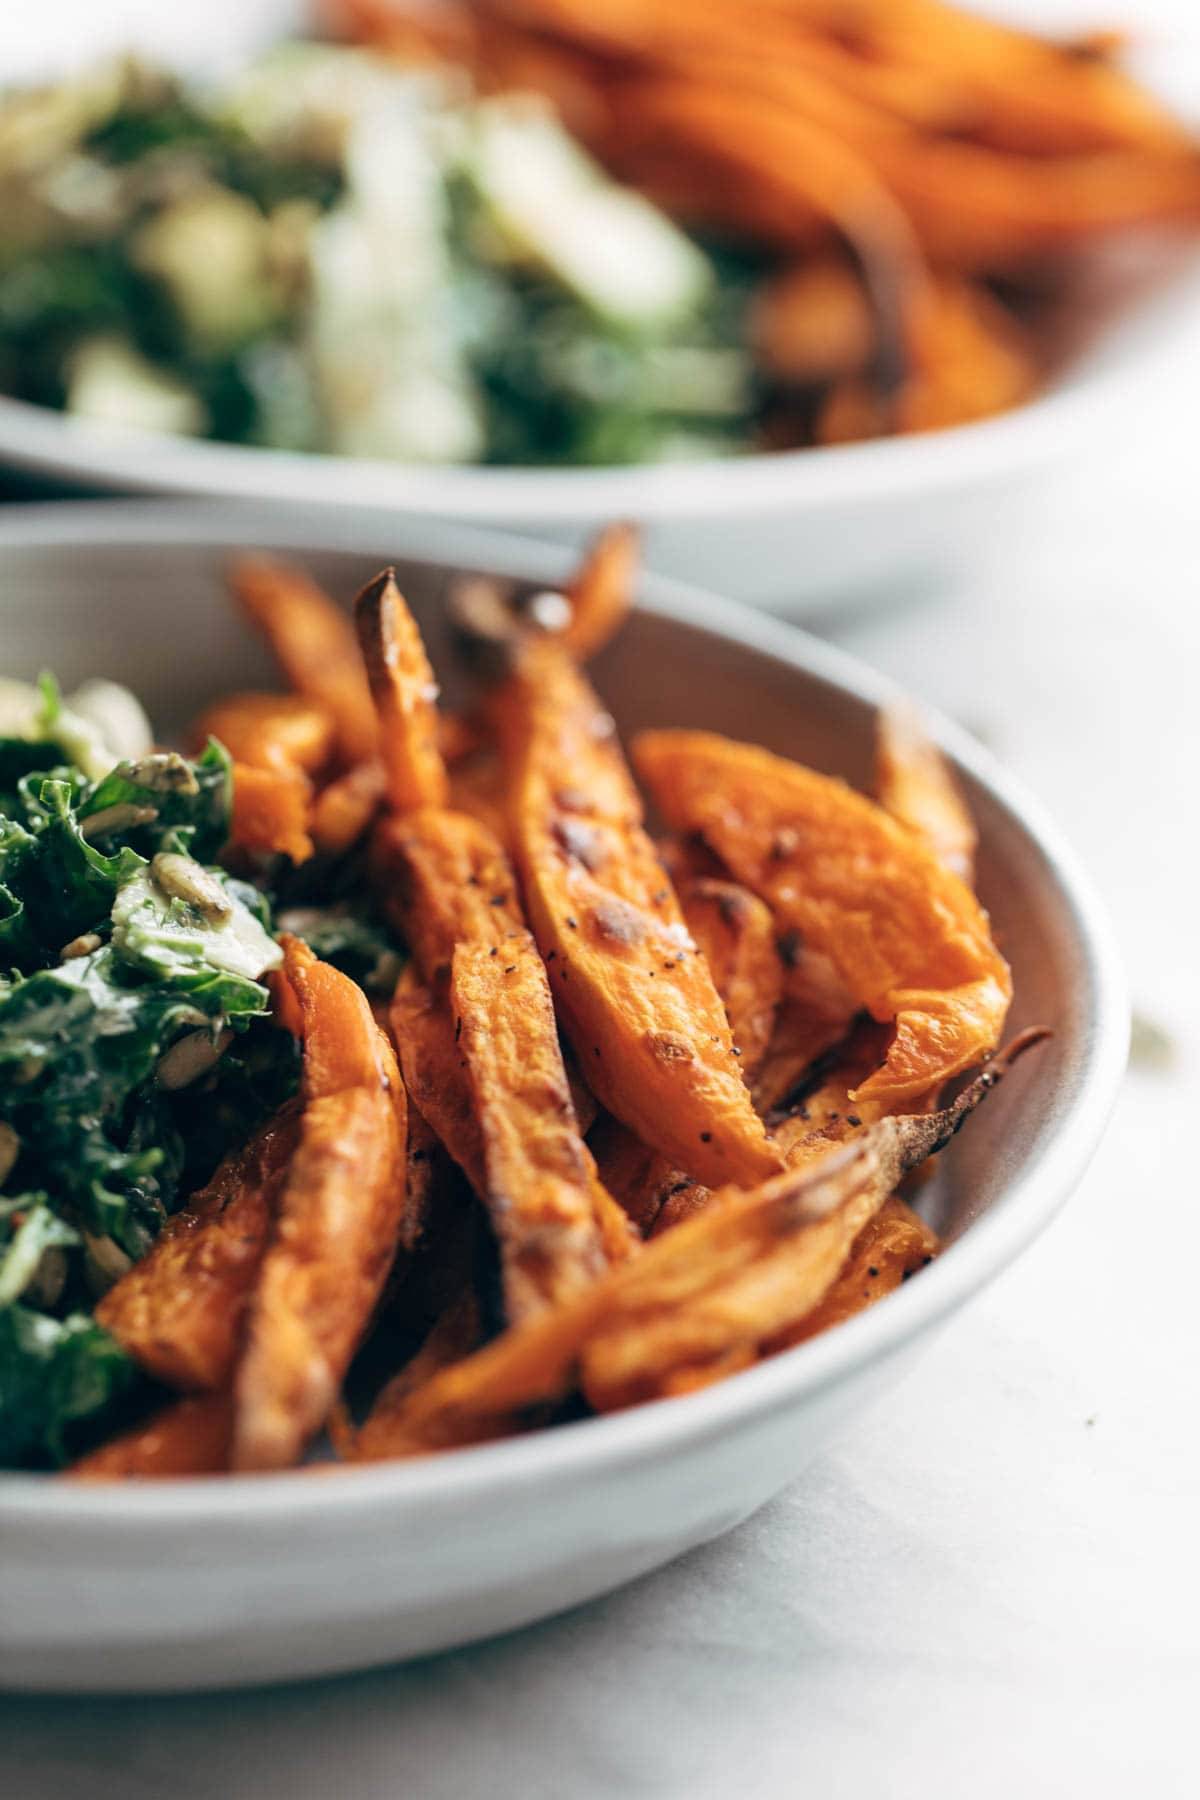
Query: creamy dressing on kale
[[0, 692, 302, 1467]]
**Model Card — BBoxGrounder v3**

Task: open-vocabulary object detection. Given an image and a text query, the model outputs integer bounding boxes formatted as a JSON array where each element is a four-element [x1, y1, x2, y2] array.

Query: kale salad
[[0, 44, 762, 467], [0, 672, 397, 1468]]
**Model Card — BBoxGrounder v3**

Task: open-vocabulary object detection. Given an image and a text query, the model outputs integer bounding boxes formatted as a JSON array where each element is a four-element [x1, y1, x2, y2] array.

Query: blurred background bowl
[[1, 0, 1198, 610]]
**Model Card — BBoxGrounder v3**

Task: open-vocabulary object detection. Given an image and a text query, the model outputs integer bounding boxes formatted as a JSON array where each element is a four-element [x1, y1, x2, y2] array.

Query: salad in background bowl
[[0, 0, 1198, 607], [0, 46, 762, 467]]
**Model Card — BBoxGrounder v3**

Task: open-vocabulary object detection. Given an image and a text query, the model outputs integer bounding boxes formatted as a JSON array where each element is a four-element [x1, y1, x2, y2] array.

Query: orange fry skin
[[452, 933, 613, 1318], [232, 1084, 403, 1472], [390, 962, 486, 1194], [768, 1195, 938, 1351], [677, 877, 783, 1081], [68, 1393, 234, 1481], [447, 749, 513, 850], [193, 692, 335, 778], [229, 556, 378, 767], [279, 934, 401, 1103], [633, 730, 1011, 1106], [310, 757, 388, 857], [370, 808, 524, 989], [495, 641, 781, 1190], [354, 568, 449, 814], [875, 702, 977, 884], [560, 521, 639, 664], [233, 943, 406, 1472], [594, 876, 783, 1239], [96, 1105, 300, 1392], [362, 1052, 1025, 1456], [229, 762, 314, 864], [375, 811, 630, 1304]]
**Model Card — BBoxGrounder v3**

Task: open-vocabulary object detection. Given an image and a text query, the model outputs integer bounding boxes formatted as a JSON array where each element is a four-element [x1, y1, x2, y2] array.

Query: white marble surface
[[4, 3, 1199, 1794]]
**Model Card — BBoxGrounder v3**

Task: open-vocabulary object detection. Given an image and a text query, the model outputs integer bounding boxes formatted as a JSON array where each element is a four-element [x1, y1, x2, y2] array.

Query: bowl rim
[[0, 500, 1129, 1530], [0, 236, 1195, 521]]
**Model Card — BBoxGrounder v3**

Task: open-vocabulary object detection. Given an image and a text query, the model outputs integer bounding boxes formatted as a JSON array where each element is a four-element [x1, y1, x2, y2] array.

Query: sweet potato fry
[[374, 793, 634, 1282], [370, 807, 523, 987], [192, 693, 335, 777], [768, 1195, 939, 1349], [885, 138, 1200, 269], [770, 1018, 897, 1160], [451, 932, 613, 1317], [278, 934, 402, 1101], [560, 521, 639, 664], [389, 962, 486, 1194], [229, 761, 313, 864], [494, 640, 780, 1189], [310, 757, 387, 857], [856, 0, 1193, 157], [876, 702, 976, 884], [447, 749, 512, 849], [900, 275, 1037, 430], [579, 1045, 1018, 1407], [355, 568, 449, 814], [646, 1177, 710, 1239], [96, 1105, 300, 1392], [400, 1106, 442, 1255], [233, 1086, 402, 1471], [588, 1114, 685, 1236], [677, 877, 782, 1080], [69, 1393, 234, 1481], [356, 1287, 486, 1462], [232, 942, 405, 1471], [634, 730, 1011, 1106], [750, 255, 876, 386], [229, 556, 378, 766], [752, 995, 857, 1117], [597, 877, 781, 1238], [368, 1035, 1037, 1453]]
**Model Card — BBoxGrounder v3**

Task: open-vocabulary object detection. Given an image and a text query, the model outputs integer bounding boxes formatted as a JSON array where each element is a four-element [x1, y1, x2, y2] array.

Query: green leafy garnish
[[0, 948, 268, 1252], [0, 1305, 136, 1468], [0, 713, 297, 1466], [276, 902, 404, 994], [0, 1198, 78, 1307]]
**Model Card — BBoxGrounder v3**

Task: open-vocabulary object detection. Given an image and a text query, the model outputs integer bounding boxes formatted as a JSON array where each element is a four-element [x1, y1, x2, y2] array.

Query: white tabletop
[[4, 4, 1199, 1795]]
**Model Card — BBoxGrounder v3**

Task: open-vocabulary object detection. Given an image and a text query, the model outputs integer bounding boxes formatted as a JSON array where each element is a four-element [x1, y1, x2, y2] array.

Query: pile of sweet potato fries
[[71, 527, 1043, 1478], [327, 0, 1200, 443]]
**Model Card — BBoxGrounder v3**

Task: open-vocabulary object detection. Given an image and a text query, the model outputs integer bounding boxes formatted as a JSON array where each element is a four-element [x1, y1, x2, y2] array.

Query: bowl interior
[[1, 508, 1104, 1251]]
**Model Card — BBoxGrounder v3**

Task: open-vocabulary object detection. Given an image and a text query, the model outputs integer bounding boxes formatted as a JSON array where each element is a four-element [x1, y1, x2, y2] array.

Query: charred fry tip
[[353, 566, 399, 625], [937, 1025, 1053, 1136], [446, 574, 526, 684]]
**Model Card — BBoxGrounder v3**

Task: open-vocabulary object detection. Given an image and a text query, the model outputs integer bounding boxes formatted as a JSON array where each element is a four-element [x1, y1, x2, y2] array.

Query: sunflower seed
[[156, 1027, 234, 1090], [79, 802, 159, 840], [123, 751, 200, 795], [151, 852, 233, 921], [61, 931, 102, 960]]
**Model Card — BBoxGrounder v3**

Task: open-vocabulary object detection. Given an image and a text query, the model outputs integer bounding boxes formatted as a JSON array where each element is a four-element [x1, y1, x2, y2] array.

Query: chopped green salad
[[0, 44, 763, 466], [0, 673, 398, 1468]]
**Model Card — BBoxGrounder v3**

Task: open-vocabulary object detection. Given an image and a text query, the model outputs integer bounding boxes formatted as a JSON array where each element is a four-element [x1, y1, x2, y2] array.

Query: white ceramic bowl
[[0, 503, 1127, 1693], [2, 4, 1198, 608]]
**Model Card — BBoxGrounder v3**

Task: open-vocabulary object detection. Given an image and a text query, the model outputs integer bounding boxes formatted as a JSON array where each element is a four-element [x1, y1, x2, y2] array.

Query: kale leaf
[[0, 947, 268, 1254], [276, 902, 405, 995], [0, 1304, 136, 1468], [0, 1197, 77, 1307], [79, 739, 233, 864], [0, 739, 234, 959]]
